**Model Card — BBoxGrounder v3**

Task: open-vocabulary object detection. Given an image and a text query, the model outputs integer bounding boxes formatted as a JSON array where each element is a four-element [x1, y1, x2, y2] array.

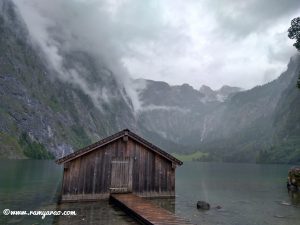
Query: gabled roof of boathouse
[[55, 129, 183, 166]]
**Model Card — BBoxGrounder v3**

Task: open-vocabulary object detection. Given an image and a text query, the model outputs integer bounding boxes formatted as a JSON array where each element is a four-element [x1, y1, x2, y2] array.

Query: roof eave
[[55, 129, 183, 166]]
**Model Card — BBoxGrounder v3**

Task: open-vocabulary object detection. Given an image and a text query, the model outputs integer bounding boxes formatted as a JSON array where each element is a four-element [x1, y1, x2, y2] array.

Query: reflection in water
[[0, 160, 62, 225], [148, 197, 175, 213], [288, 190, 300, 206], [1, 160, 300, 225], [52, 201, 138, 225], [176, 162, 300, 225], [0, 160, 139, 225]]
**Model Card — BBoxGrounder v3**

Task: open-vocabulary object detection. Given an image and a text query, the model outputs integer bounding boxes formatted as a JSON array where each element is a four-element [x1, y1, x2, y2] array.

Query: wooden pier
[[110, 194, 194, 225]]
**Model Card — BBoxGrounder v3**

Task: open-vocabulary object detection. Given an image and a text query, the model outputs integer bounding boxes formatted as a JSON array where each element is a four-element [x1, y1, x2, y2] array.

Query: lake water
[[0, 160, 299, 225]]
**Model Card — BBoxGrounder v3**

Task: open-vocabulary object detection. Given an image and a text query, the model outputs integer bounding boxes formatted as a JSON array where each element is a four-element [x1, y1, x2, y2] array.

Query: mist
[[12, 0, 150, 112], [11, 0, 300, 113]]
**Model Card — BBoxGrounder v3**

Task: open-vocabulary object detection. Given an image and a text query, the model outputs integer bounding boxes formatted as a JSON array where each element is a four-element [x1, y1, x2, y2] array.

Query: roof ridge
[[56, 129, 183, 165], [55, 130, 125, 164]]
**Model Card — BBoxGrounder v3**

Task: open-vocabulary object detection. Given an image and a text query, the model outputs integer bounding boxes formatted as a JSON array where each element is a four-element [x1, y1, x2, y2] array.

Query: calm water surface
[[176, 162, 300, 225], [0, 160, 299, 225]]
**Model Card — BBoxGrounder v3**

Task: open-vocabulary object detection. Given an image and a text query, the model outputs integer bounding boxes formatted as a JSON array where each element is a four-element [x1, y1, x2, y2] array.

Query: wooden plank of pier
[[110, 193, 194, 225]]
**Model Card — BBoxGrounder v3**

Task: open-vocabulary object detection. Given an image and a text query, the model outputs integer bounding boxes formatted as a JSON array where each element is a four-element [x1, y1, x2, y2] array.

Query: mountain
[[1, 0, 299, 163], [134, 79, 242, 149], [136, 56, 300, 162], [196, 56, 300, 163], [258, 60, 300, 163], [0, 0, 136, 159], [199, 85, 242, 102]]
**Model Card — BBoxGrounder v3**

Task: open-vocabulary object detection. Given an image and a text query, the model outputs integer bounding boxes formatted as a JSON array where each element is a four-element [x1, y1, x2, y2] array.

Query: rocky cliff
[[1, 0, 299, 163], [0, 0, 136, 158]]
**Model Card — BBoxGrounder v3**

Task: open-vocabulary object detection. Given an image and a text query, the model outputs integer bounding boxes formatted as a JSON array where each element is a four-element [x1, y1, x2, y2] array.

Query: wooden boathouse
[[56, 129, 183, 202]]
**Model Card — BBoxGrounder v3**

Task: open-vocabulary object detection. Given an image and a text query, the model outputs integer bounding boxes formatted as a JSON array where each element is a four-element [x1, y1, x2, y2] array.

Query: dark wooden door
[[110, 157, 133, 193]]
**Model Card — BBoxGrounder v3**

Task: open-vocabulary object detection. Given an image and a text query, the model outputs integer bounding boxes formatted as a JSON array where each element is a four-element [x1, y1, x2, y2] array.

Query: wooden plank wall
[[129, 138, 175, 197], [61, 137, 175, 202]]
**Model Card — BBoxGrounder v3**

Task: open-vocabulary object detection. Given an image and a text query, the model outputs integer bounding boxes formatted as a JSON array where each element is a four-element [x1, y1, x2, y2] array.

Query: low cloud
[[12, 0, 159, 111], [12, 0, 300, 105], [138, 104, 190, 114], [122, 0, 300, 89]]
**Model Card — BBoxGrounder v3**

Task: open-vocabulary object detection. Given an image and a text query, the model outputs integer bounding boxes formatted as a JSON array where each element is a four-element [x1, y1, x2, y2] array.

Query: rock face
[[136, 56, 300, 162], [197, 201, 210, 210], [135, 79, 242, 150], [0, 0, 136, 158], [199, 85, 242, 102], [1, 0, 300, 163]]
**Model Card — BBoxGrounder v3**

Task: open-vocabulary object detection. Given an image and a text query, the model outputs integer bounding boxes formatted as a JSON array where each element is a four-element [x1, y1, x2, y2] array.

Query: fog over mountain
[[12, 0, 146, 111], [0, 0, 300, 163], [12, 0, 300, 94]]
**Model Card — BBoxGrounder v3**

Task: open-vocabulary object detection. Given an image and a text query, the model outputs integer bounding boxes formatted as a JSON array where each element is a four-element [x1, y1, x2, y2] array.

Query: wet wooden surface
[[61, 135, 176, 202], [110, 194, 194, 225]]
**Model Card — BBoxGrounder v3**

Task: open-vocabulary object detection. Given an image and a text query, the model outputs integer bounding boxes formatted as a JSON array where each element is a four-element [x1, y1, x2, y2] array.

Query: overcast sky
[[119, 0, 300, 89], [14, 0, 300, 91]]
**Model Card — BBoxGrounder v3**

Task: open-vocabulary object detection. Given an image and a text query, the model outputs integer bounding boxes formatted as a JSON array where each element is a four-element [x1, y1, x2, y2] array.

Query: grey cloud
[[11, 0, 299, 96], [12, 0, 167, 111], [206, 0, 300, 38]]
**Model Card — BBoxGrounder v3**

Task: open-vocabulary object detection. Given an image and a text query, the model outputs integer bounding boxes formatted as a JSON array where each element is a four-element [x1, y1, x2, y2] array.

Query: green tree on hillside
[[18, 133, 54, 159], [288, 17, 300, 88]]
